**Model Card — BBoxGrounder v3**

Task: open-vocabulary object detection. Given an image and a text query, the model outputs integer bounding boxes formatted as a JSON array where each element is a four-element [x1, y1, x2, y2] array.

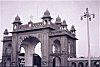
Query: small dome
[[4, 29, 9, 35], [13, 15, 22, 24], [15, 15, 20, 20], [56, 16, 61, 21], [41, 9, 53, 19], [70, 25, 76, 31], [63, 20, 66, 23], [61, 20, 67, 26], [44, 9, 50, 16]]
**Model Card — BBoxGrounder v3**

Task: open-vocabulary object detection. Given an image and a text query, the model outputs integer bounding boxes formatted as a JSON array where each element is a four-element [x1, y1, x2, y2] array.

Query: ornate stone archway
[[2, 10, 77, 67], [11, 31, 50, 66]]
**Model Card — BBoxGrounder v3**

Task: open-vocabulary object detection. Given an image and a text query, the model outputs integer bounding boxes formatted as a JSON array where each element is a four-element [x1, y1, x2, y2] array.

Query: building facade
[[1, 10, 100, 67]]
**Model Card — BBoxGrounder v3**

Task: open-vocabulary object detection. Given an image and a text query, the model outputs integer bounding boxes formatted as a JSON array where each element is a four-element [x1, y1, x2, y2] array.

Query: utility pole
[[81, 8, 95, 67]]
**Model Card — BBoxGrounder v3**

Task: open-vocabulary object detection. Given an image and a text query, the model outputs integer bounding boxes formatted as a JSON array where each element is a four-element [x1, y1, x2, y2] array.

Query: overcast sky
[[0, 0, 100, 59]]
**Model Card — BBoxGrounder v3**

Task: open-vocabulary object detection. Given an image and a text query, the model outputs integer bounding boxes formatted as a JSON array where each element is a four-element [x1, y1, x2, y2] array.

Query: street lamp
[[81, 8, 95, 67]]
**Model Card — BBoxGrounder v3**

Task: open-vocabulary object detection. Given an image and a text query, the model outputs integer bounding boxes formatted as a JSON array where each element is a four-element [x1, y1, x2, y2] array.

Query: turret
[[28, 20, 33, 27], [70, 25, 76, 35], [41, 10, 53, 24], [3, 29, 9, 37], [55, 16, 62, 25], [60, 20, 68, 30], [13, 15, 22, 30]]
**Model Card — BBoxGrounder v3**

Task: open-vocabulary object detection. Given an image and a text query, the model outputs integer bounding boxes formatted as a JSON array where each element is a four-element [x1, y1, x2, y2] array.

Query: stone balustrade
[[18, 22, 44, 30], [49, 30, 76, 38], [16, 22, 59, 31]]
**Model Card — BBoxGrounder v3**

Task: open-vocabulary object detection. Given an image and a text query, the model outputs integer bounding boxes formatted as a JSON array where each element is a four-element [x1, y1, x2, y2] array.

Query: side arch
[[52, 57, 61, 67], [52, 39, 61, 53]]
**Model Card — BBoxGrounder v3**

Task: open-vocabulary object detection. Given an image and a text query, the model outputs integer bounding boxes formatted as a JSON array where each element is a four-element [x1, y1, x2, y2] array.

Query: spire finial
[[15, 15, 20, 20], [30, 16, 33, 21]]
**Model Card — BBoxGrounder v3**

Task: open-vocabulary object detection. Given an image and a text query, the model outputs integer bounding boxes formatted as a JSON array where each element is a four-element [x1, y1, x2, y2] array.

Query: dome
[[70, 25, 76, 31], [63, 20, 66, 24], [44, 9, 50, 16], [61, 20, 67, 26], [15, 15, 20, 20], [4, 29, 9, 35], [41, 9, 53, 19], [56, 16, 61, 21], [13, 15, 22, 24]]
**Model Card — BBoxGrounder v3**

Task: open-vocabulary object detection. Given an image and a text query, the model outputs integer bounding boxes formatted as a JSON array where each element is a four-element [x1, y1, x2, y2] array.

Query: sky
[[0, 0, 100, 59]]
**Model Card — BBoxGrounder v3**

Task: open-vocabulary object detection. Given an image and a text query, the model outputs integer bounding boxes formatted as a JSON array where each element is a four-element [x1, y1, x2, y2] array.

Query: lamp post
[[81, 8, 95, 67]]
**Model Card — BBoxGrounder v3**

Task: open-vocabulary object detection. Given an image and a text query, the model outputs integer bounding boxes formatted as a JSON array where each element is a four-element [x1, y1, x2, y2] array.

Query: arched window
[[71, 62, 76, 67], [6, 58, 11, 66], [7, 44, 12, 55], [53, 39, 61, 53], [14, 25, 17, 29], [85, 62, 88, 67], [78, 62, 84, 67], [53, 58, 56, 67], [53, 57, 61, 67]]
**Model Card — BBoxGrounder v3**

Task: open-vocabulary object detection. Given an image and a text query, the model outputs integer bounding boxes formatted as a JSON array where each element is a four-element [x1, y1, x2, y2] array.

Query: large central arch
[[19, 36, 42, 66]]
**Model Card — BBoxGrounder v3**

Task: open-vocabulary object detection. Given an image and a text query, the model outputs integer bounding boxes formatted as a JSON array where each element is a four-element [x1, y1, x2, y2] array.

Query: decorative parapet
[[17, 22, 44, 30], [12, 20, 77, 40], [68, 57, 100, 61], [49, 30, 77, 39], [2, 36, 12, 42], [13, 22, 59, 32]]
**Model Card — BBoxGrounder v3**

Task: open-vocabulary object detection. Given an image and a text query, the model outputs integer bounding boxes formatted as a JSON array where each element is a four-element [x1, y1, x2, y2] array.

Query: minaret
[[41, 10, 53, 24], [13, 15, 22, 30]]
